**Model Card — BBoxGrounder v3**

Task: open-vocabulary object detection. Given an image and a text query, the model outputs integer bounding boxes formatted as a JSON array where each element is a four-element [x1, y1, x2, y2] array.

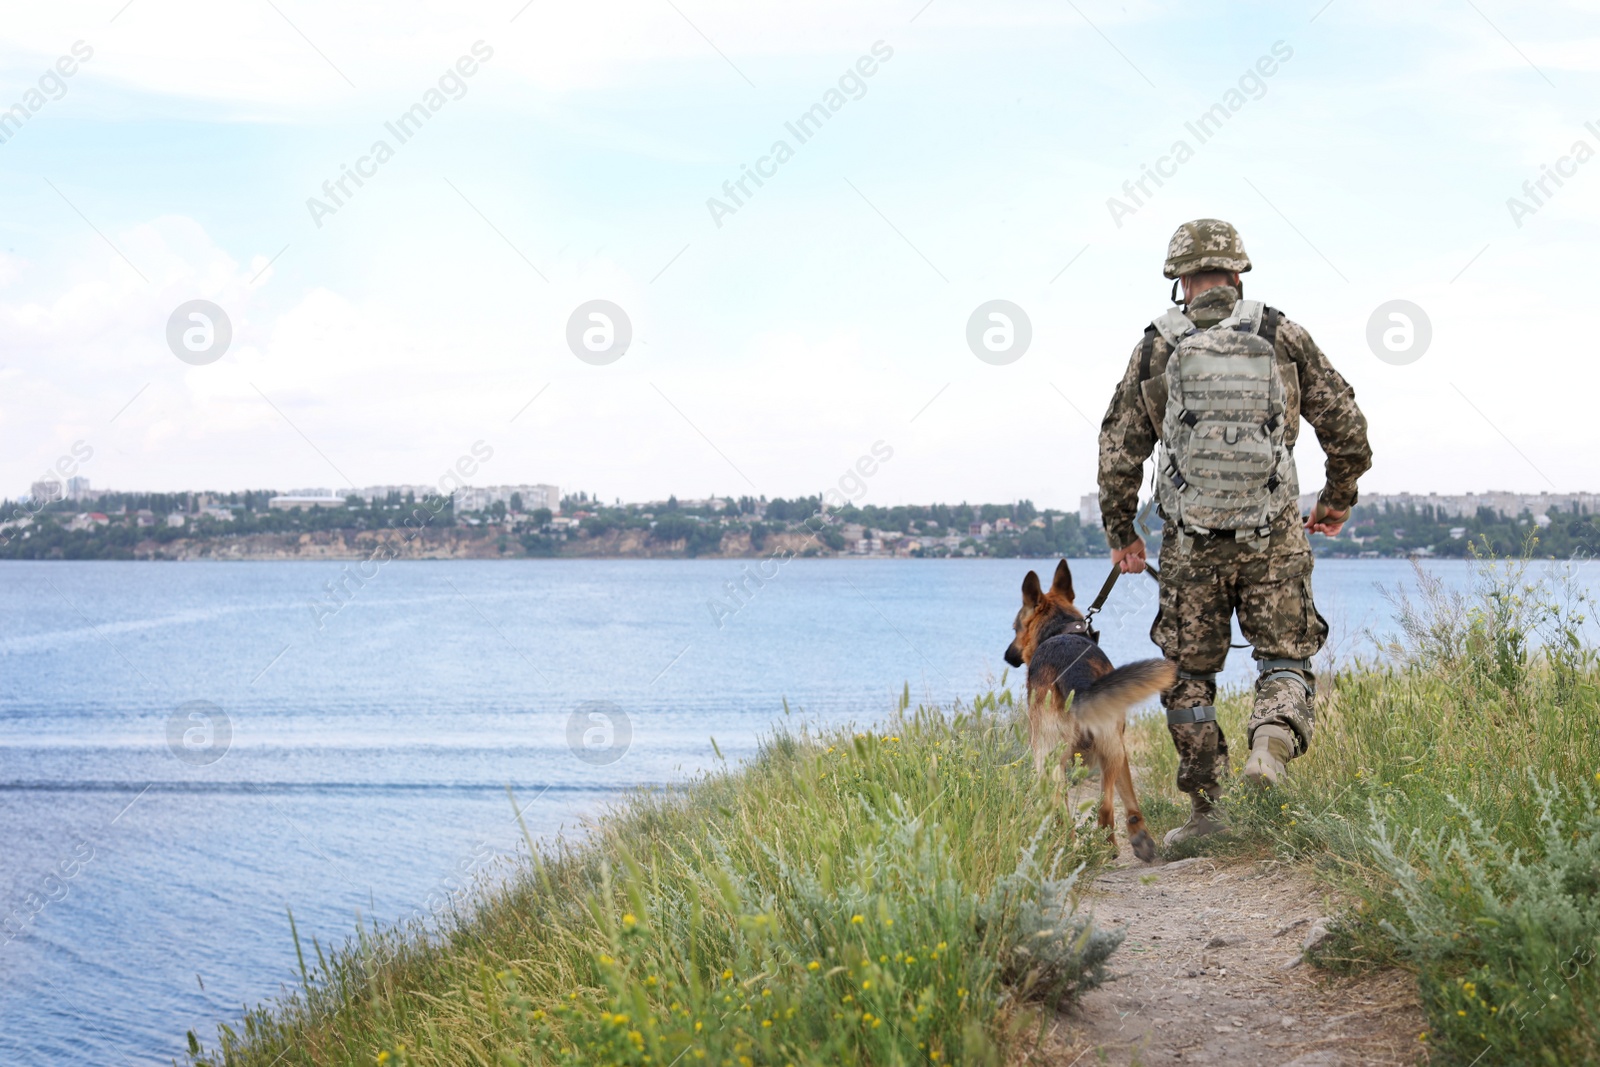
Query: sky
[[2, 0, 1598, 510]]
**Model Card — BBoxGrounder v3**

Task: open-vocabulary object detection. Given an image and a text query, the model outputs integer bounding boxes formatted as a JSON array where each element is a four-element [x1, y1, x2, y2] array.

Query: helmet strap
[[1171, 279, 1183, 306]]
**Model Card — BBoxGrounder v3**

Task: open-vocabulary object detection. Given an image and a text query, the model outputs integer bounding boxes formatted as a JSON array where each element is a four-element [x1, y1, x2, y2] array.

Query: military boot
[[1163, 790, 1224, 847], [1243, 724, 1294, 786]]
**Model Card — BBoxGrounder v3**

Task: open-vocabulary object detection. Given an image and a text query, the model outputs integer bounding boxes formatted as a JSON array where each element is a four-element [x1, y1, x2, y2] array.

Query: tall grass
[[1129, 545, 1600, 1066], [187, 691, 1124, 1067]]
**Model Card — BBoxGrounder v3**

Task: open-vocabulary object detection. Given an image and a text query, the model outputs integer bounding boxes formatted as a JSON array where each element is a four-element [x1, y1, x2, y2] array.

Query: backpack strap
[[1220, 298, 1268, 334], [1138, 325, 1158, 382], [1151, 308, 1196, 348], [1260, 305, 1284, 348]]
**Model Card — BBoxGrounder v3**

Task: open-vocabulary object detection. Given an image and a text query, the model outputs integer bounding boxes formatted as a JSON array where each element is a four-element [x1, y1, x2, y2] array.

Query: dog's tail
[[1071, 659, 1177, 733]]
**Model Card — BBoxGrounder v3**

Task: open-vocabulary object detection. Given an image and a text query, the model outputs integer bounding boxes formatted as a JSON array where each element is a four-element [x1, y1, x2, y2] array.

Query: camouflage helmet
[[1162, 218, 1252, 279]]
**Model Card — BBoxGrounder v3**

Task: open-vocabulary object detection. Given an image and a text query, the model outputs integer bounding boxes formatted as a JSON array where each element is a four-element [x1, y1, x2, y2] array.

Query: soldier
[[1097, 219, 1372, 846]]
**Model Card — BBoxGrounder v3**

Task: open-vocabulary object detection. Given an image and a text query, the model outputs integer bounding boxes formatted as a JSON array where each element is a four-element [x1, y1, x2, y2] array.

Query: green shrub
[[1370, 778, 1600, 1065]]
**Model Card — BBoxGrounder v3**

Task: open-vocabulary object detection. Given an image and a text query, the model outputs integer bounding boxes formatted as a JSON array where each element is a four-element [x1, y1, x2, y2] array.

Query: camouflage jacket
[[1097, 286, 1372, 551]]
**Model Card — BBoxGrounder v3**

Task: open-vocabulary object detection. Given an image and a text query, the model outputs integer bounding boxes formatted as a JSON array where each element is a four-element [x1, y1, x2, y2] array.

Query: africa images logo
[[305, 42, 495, 228], [705, 41, 894, 228]]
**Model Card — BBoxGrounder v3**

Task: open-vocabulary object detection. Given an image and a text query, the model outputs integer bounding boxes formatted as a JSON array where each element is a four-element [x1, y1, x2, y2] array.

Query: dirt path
[[1032, 851, 1427, 1066]]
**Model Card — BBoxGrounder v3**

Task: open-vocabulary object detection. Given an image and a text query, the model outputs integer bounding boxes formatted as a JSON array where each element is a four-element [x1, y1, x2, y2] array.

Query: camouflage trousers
[[1150, 533, 1329, 801]]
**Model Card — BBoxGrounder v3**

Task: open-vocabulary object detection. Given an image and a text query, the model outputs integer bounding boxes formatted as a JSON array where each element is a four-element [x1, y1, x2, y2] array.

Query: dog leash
[[1086, 497, 1247, 649], [1075, 495, 1164, 639], [1084, 498, 1164, 628]]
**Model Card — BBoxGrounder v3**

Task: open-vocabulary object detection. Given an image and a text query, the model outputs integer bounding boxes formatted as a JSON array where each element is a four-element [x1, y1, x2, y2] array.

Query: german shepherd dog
[[1003, 560, 1175, 862]]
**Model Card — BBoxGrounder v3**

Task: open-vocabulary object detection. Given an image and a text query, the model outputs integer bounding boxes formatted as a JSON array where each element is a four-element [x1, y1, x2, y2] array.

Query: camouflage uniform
[[1097, 225, 1371, 803]]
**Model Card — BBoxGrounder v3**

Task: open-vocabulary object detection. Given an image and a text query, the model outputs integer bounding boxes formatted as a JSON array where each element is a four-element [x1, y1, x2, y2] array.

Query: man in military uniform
[[1097, 219, 1371, 845]]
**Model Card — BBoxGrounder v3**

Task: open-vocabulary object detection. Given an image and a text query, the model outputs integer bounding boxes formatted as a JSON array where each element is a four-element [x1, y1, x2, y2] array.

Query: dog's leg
[[1111, 733, 1157, 863], [1095, 745, 1116, 834], [1031, 687, 1069, 780], [1028, 692, 1051, 778]]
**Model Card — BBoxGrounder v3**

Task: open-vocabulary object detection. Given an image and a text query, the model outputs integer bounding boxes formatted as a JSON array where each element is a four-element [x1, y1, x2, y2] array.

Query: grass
[[1126, 546, 1600, 1066], [186, 689, 1125, 1067], [193, 542, 1600, 1066]]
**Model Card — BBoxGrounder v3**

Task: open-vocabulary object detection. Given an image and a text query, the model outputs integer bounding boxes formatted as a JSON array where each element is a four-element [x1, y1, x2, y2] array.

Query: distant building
[[268, 494, 347, 510], [1353, 491, 1600, 519], [351, 485, 446, 506], [451, 484, 561, 515], [640, 496, 724, 513], [67, 512, 110, 531], [29, 480, 64, 505], [166, 513, 186, 527], [1077, 488, 1600, 529], [135, 509, 155, 527], [1079, 493, 1100, 528], [66, 476, 94, 501]]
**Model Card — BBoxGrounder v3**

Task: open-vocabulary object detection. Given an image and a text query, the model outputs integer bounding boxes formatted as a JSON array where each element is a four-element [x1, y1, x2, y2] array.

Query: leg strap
[[1167, 704, 1217, 726], [1258, 657, 1314, 697], [1176, 669, 1217, 683]]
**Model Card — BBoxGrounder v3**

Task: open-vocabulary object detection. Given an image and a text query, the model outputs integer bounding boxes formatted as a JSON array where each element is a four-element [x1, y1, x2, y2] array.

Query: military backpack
[[1150, 299, 1298, 541]]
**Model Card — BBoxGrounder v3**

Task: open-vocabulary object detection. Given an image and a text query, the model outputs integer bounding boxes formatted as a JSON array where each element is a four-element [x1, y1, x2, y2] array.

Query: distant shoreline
[[7, 510, 1586, 562]]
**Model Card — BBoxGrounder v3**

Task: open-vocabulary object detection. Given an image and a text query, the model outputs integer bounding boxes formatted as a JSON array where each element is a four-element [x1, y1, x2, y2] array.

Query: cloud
[[5, 2, 1600, 503]]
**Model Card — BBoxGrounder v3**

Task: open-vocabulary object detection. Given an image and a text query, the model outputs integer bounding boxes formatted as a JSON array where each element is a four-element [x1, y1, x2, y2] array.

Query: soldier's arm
[[1280, 319, 1373, 511], [1097, 339, 1159, 549]]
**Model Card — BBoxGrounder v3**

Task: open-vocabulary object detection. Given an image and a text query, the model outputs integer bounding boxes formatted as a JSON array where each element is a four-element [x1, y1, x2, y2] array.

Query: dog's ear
[[1021, 570, 1042, 609], [1051, 559, 1074, 601]]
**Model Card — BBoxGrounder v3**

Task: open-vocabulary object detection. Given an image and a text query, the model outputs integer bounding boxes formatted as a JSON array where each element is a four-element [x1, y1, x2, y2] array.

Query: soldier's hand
[[1305, 502, 1349, 537], [1112, 537, 1147, 574]]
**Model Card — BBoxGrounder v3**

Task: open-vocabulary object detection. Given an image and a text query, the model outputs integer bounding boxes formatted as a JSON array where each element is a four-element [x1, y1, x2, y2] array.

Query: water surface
[[0, 557, 1538, 1063]]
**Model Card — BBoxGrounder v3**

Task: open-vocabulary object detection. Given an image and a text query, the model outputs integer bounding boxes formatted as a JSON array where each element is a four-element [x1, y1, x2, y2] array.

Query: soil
[[1027, 850, 1428, 1066]]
